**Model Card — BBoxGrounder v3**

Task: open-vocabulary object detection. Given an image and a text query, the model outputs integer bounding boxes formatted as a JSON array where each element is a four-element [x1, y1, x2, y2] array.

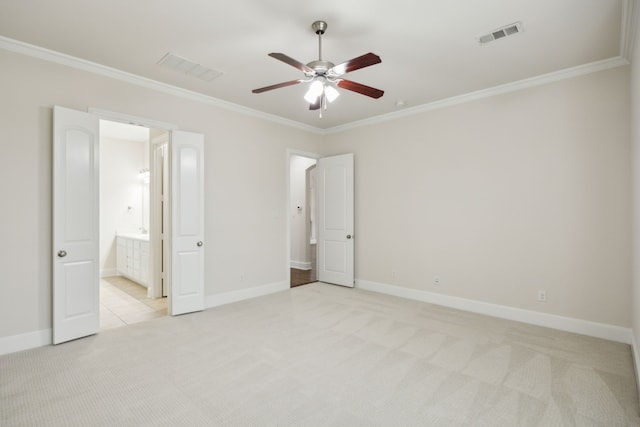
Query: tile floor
[[100, 276, 167, 330]]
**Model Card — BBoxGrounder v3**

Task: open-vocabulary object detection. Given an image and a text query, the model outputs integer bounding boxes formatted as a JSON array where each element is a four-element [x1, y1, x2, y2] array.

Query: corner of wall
[[630, 0, 640, 403]]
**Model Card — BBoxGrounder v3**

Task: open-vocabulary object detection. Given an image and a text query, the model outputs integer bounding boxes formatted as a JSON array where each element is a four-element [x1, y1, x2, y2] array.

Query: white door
[[317, 153, 354, 287], [52, 106, 100, 344], [169, 130, 205, 315]]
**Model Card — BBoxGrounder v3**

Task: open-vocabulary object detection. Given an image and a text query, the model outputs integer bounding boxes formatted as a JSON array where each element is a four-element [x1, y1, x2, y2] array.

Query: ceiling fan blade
[[309, 98, 321, 110], [268, 53, 315, 74], [252, 79, 303, 94], [337, 79, 384, 99], [329, 53, 381, 76]]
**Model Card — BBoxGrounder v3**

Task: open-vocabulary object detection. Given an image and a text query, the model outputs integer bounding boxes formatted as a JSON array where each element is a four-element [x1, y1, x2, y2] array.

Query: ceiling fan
[[252, 20, 384, 116]]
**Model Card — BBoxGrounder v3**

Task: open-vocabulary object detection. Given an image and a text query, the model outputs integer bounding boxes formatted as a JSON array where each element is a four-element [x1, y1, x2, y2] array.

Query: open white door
[[169, 130, 205, 315], [317, 153, 354, 287], [53, 106, 100, 344]]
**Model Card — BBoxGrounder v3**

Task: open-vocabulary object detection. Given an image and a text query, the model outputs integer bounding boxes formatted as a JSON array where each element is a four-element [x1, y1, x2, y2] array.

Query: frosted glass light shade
[[325, 85, 340, 103], [304, 80, 324, 103]]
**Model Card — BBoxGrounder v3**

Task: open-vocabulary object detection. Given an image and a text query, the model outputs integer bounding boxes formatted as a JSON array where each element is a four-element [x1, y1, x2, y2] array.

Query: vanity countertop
[[117, 233, 150, 242]]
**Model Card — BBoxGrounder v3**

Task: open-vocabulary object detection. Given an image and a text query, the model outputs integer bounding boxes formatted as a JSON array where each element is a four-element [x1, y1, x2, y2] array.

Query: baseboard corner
[[290, 260, 312, 270], [100, 268, 118, 278]]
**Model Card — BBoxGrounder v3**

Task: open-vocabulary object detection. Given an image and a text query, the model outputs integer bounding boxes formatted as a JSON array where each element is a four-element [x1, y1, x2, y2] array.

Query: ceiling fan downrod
[[312, 20, 327, 61], [311, 20, 330, 118]]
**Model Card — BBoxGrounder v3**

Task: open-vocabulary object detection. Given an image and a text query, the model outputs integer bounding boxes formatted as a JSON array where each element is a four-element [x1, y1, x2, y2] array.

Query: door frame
[[54, 106, 206, 342], [150, 133, 169, 299], [88, 108, 178, 132], [286, 149, 320, 286], [91, 109, 178, 305]]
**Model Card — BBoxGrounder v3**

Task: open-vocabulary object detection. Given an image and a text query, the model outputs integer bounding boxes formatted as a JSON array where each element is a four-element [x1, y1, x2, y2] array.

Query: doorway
[[98, 120, 168, 329], [53, 106, 206, 344], [286, 151, 355, 289], [289, 154, 318, 287]]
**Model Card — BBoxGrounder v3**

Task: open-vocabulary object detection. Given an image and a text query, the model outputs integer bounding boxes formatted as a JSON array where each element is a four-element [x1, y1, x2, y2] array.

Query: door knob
[[346, 235, 352, 239], [197, 241, 203, 247], [57, 250, 67, 258]]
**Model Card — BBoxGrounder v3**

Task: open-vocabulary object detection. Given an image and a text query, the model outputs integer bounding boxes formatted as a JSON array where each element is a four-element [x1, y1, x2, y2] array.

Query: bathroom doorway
[[53, 106, 205, 343], [98, 120, 168, 329], [289, 154, 318, 287]]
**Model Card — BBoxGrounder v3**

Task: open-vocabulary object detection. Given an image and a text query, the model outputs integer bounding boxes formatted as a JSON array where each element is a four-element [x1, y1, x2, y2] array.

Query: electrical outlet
[[434, 276, 440, 285], [537, 290, 547, 302]]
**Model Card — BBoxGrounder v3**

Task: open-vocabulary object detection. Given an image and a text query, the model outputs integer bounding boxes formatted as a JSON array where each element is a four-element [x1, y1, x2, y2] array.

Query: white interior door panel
[[317, 153, 354, 287], [169, 130, 205, 315], [53, 106, 100, 344]]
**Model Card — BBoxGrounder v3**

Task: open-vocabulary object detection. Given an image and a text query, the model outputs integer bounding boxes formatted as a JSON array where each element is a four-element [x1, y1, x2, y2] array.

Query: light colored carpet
[[1, 283, 639, 426]]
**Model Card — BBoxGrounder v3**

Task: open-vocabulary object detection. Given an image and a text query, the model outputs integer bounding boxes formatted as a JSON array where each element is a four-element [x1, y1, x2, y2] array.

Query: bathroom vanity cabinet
[[116, 234, 150, 287]]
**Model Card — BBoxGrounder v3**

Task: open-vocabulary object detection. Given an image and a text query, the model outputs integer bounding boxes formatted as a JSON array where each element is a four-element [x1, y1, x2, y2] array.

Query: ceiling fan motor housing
[[306, 60, 335, 76]]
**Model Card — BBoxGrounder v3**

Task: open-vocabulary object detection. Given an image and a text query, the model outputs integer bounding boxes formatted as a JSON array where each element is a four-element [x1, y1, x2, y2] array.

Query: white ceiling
[[0, 0, 629, 130]]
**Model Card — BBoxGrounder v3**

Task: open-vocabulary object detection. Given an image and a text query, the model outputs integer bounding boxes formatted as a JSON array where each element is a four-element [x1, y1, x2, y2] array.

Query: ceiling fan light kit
[[252, 20, 384, 118]]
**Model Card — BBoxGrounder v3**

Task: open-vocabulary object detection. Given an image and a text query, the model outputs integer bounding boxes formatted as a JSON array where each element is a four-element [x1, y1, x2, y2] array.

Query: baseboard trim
[[632, 333, 640, 403], [290, 260, 312, 270], [355, 279, 632, 344], [0, 328, 51, 356], [100, 268, 118, 278], [2, 281, 629, 357], [205, 281, 289, 309], [0, 282, 289, 356]]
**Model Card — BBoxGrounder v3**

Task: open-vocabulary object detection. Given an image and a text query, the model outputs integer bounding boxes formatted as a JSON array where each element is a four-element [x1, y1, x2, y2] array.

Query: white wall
[[290, 155, 316, 268], [631, 7, 640, 361], [99, 136, 148, 276], [0, 41, 633, 347], [321, 66, 631, 328], [0, 49, 322, 340]]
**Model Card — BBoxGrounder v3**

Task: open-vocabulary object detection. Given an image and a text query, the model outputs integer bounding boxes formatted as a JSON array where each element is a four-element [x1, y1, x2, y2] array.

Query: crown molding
[[323, 56, 630, 135], [0, 35, 629, 137], [0, 35, 324, 135]]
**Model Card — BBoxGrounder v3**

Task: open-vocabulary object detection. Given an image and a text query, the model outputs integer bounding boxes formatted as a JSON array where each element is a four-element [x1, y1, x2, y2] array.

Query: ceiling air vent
[[479, 22, 523, 44], [157, 53, 223, 82]]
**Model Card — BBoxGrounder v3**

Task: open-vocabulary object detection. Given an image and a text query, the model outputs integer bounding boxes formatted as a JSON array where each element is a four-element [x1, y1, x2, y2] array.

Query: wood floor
[[290, 267, 316, 287], [291, 244, 317, 287]]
